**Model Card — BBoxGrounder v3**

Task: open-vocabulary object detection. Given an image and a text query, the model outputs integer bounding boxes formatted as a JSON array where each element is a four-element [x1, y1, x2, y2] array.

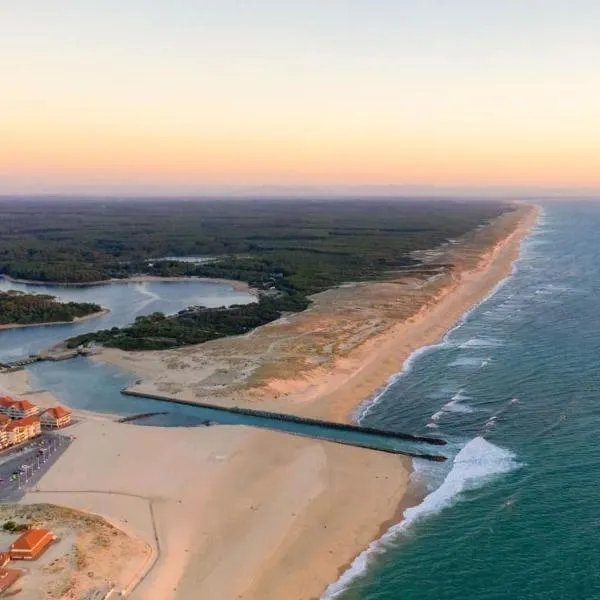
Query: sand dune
[[2, 203, 539, 600]]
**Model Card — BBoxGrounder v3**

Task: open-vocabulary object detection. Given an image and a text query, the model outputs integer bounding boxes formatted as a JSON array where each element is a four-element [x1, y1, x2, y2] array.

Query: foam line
[[321, 437, 519, 599]]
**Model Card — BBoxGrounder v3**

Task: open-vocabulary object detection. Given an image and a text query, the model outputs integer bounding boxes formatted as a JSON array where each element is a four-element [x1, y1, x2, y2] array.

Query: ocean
[[324, 201, 600, 600]]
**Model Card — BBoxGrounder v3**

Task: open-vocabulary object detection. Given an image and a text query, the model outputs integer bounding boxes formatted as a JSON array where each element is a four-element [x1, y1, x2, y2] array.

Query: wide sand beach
[[1, 203, 539, 600]]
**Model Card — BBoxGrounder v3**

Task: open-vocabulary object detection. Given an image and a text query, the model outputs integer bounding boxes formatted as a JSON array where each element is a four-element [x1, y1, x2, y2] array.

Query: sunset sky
[[2, 1, 600, 194]]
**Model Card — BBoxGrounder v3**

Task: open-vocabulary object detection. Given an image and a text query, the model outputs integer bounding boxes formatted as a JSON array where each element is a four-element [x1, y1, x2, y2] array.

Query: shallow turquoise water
[[323, 201, 600, 600]]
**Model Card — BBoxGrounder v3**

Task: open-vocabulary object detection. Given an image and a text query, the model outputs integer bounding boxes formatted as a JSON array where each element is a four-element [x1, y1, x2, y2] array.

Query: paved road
[[0, 433, 71, 502]]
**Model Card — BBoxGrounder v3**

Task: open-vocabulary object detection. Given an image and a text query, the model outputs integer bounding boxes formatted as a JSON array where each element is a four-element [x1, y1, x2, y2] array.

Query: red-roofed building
[[0, 415, 11, 449], [0, 568, 22, 593], [9, 528, 56, 560], [6, 416, 41, 445], [0, 397, 16, 414], [7, 399, 37, 419], [41, 406, 72, 429]]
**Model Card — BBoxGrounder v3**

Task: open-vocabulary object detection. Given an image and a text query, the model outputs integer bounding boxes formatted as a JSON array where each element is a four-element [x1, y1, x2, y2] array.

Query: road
[[0, 433, 71, 502]]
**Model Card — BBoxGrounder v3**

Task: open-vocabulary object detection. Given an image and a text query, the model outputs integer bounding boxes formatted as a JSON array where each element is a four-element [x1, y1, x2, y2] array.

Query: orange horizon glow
[[2, 1, 600, 194]]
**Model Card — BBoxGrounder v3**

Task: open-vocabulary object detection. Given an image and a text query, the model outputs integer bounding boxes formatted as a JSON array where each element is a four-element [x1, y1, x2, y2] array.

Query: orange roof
[[6, 415, 40, 430], [0, 415, 11, 426], [0, 397, 16, 408], [11, 400, 36, 411], [11, 529, 52, 551], [44, 406, 72, 419]]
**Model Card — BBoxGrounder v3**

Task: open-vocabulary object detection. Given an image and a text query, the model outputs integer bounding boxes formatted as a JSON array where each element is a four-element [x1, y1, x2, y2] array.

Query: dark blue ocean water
[[323, 201, 600, 600]]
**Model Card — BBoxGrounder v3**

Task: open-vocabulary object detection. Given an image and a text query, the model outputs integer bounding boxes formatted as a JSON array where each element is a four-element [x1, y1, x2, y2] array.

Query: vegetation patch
[[0, 291, 103, 326]]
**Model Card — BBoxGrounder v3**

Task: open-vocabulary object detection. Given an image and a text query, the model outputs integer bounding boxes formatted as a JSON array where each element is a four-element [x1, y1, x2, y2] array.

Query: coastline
[[0, 307, 110, 331], [0, 273, 255, 294], [0, 203, 540, 600], [91, 203, 540, 599]]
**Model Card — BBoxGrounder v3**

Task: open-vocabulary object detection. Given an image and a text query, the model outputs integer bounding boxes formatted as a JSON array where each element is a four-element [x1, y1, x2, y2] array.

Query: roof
[[10, 528, 52, 552], [11, 400, 36, 411], [6, 415, 40, 430], [44, 406, 72, 419], [0, 397, 16, 408], [0, 552, 10, 567], [0, 415, 11, 426]]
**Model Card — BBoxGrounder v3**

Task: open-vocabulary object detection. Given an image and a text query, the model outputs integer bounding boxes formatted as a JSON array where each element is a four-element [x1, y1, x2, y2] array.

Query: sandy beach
[[1, 203, 539, 600]]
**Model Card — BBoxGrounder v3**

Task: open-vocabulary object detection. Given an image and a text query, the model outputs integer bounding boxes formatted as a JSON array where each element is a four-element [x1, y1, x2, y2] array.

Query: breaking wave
[[321, 437, 520, 599]]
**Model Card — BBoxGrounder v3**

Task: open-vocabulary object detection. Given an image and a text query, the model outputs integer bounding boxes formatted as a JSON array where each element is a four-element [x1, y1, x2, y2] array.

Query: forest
[[0, 197, 512, 348], [0, 291, 102, 326]]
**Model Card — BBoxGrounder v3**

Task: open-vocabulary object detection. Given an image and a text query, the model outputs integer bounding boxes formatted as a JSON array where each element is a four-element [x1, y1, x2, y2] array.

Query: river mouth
[[1, 278, 443, 458]]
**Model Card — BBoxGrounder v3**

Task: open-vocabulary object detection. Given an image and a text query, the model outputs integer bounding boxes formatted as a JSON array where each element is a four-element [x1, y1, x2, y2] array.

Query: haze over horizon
[[2, 1, 600, 195]]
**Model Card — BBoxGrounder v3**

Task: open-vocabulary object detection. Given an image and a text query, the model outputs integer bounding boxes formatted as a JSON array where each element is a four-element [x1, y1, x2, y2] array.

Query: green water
[[324, 201, 600, 599]]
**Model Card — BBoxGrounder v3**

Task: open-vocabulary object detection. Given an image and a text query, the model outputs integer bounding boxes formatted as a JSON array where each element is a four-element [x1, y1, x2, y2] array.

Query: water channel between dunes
[[0, 276, 442, 458]]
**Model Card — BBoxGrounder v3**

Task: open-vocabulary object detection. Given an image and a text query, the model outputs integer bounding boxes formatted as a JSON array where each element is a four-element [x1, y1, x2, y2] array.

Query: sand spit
[[2, 203, 538, 600]]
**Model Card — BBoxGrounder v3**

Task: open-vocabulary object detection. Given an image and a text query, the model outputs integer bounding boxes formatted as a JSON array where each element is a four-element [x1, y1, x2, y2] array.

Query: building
[[8, 400, 38, 419], [0, 416, 11, 449], [40, 406, 72, 429], [0, 568, 22, 594], [0, 397, 38, 419], [5, 416, 41, 446], [0, 397, 15, 416], [0, 552, 10, 568], [9, 528, 56, 560]]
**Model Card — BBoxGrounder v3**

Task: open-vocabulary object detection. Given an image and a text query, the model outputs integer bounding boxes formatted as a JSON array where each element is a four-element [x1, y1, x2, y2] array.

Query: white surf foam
[[459, 338, 502, 348], [354, 215, 540, 422], [355, 341, 447, 420], [448, 356, 487, 367], [430, 410, 444, 421], [320, 437, 519, 599], [442, 399, 474, 414]]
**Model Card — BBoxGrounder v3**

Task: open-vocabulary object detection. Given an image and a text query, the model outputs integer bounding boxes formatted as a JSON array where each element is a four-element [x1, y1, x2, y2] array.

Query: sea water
[[324, 201, 600, 599]]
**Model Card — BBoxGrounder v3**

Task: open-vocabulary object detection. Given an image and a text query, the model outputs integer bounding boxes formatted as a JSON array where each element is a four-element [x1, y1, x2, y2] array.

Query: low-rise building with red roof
[[0, 397, 16, 415], [40, 406, 72, 429], [6, 416, 41, 445], [0, 567, 22, 593], [0, 416, 11, 448], [7, 399, 38, 419], [9, 528, 56, 560]]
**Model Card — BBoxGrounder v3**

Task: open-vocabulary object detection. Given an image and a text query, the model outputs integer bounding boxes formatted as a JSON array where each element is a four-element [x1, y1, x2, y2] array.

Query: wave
[[320, 437, 519, 599], [355, 341, 447, 421], [355, 217, 539, 422], [448, 356, 488, 367], [459, 338, 502, 348], [442, 399, 474, 414]]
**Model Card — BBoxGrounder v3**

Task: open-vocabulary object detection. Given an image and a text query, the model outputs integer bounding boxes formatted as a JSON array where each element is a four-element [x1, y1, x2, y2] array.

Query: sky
[[2, 1, 600, 195]]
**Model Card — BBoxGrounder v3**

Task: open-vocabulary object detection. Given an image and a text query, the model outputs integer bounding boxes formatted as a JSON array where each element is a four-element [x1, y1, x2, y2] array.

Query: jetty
[[121, 389, 447, 461], [0, 346, 99, 373]]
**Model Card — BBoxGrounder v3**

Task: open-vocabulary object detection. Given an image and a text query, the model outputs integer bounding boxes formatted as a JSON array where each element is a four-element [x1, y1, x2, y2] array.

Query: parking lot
[[0, 433, 71, 502]]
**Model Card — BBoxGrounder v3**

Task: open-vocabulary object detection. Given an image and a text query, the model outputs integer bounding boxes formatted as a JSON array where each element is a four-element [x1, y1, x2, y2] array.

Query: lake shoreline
[[0, 308, 111, 332], [0, 204, 539, 600], [0, 274, 255, 294], [90, 204, 540, 599]]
